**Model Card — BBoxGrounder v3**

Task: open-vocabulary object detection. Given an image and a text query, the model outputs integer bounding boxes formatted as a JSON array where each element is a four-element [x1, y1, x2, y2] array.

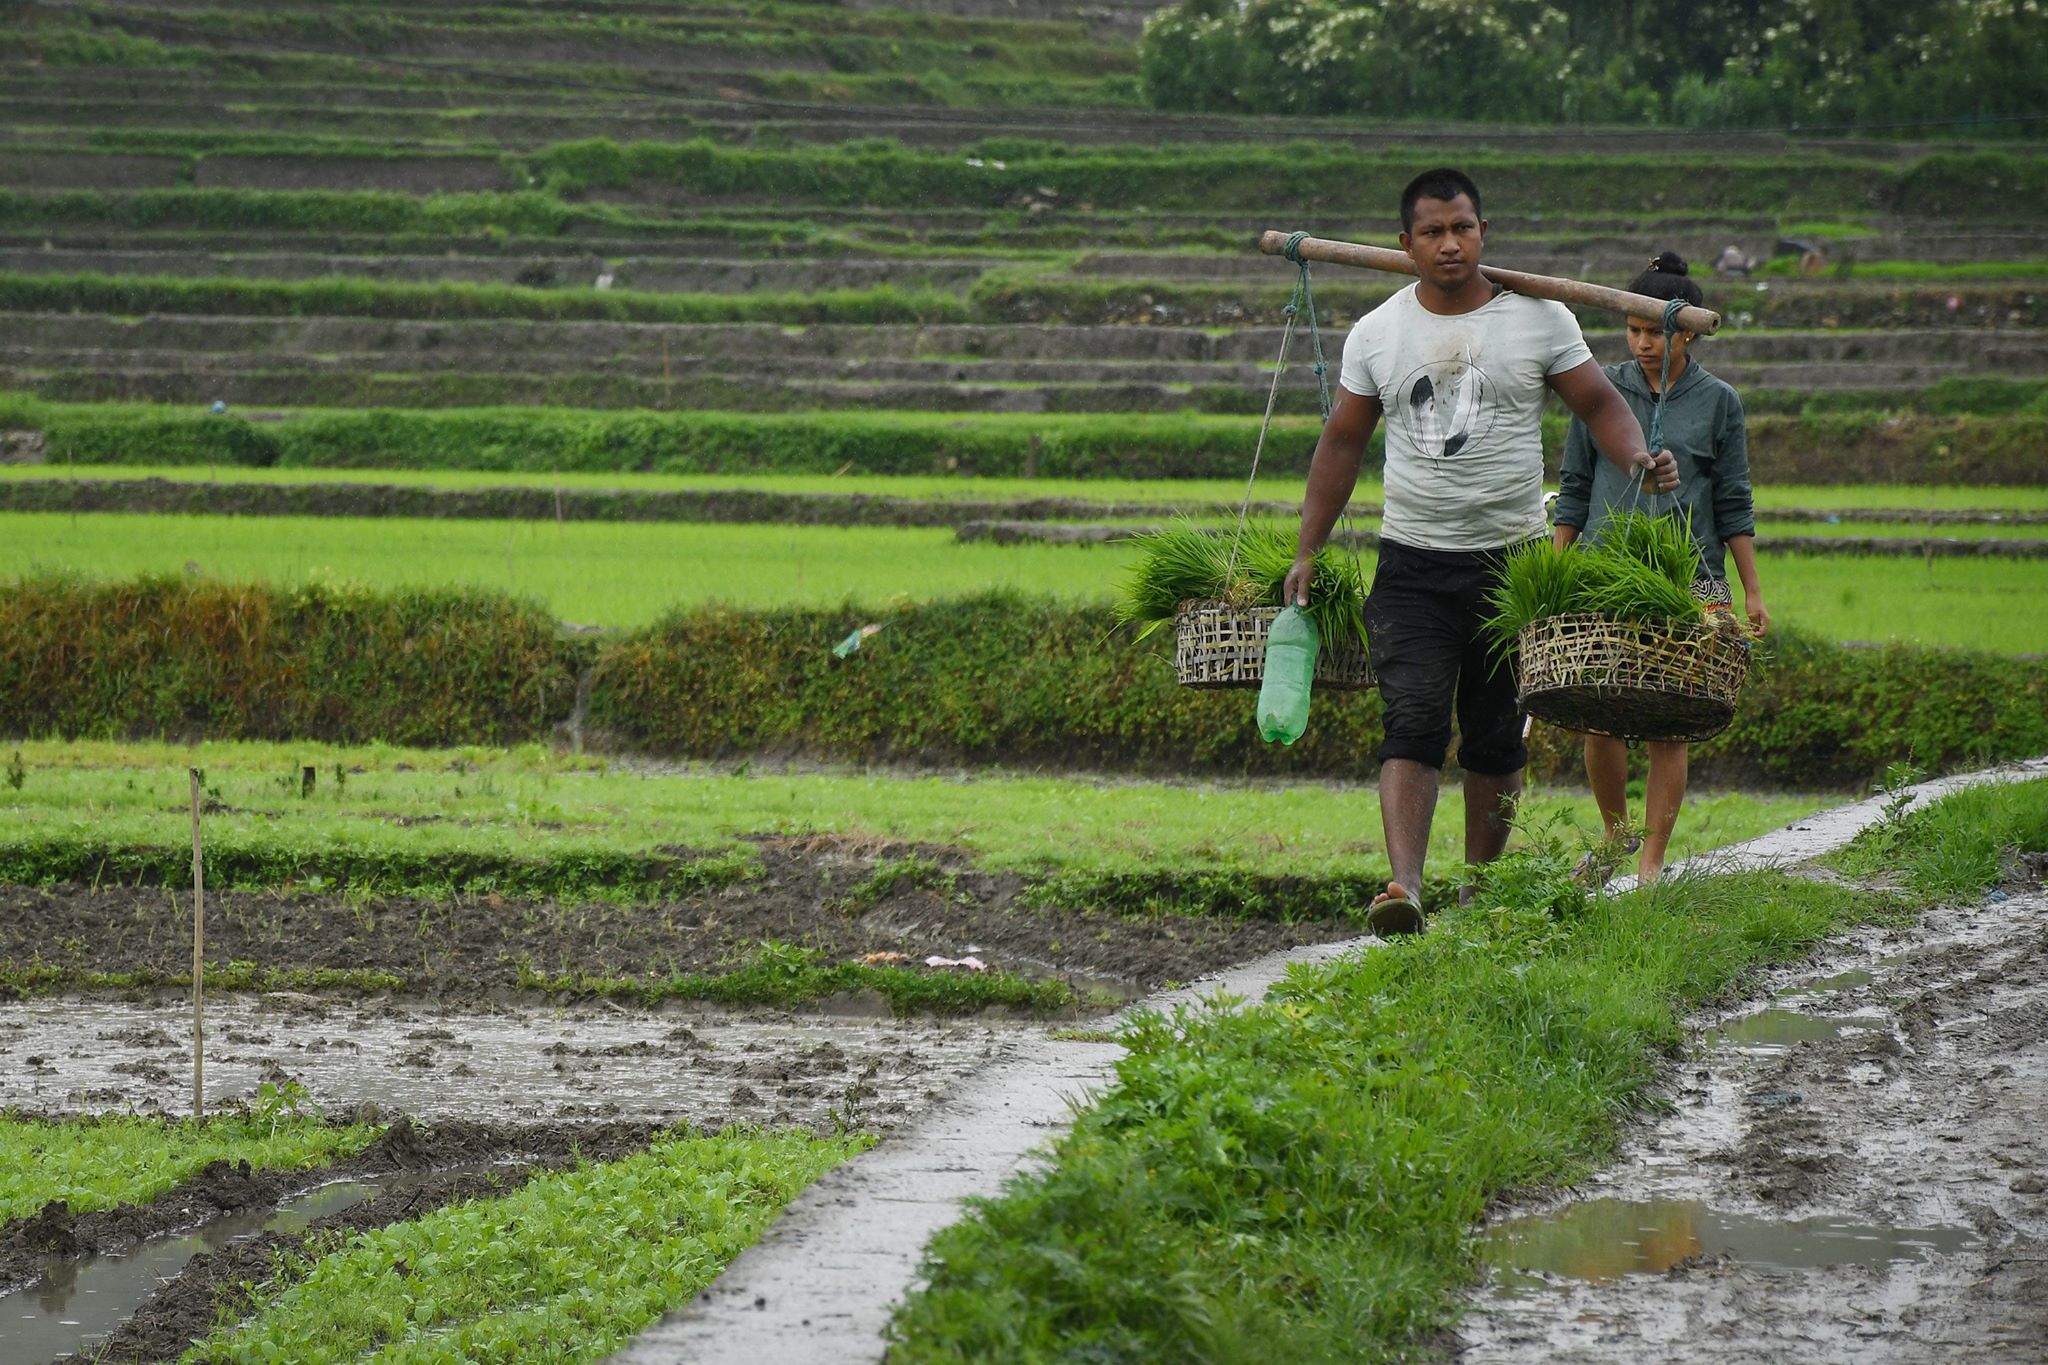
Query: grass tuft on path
[[886, 849, 1897, 1360], [1833, 774, 2048, 900]]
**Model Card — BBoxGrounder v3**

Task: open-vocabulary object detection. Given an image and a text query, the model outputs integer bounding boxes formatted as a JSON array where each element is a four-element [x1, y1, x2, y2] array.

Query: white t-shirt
[[1338, 284, 1593, 552]]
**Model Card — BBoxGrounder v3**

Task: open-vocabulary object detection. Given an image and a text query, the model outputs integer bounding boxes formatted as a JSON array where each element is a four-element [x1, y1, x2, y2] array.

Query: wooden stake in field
[[1257, 231, 1723, 335], [188, 767, 205, 1120]]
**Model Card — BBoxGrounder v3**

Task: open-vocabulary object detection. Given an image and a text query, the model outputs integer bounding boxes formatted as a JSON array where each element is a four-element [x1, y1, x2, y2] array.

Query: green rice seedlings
[[1215, 520, 1370, 645], [1596, 510, 1702, 590], [1113, 518, 1241, 638], [1578, 552, 1704, 624], [1482, 512, 1706, 665], [1482, 540, 1592, 663], [1114, 518, 1368, 645]]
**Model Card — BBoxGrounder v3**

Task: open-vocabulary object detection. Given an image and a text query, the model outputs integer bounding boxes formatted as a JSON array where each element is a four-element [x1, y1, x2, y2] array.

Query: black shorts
[[1365, 538, 1528, 775]]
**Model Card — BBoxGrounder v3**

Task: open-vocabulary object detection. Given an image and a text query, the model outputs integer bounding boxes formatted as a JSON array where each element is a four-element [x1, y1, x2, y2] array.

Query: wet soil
[[1455, 867, 2048, 1363], [0, 1116, 652, 1294], [3, 1116, 660, 1363], [0, 995, 1019, 1134], [0, 838, 1352, 1006]]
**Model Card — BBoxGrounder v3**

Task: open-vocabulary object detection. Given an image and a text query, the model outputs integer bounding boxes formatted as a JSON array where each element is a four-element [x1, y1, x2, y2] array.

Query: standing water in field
[[0, 1171, 445, 1361], [1258, 607, 1318, 745]]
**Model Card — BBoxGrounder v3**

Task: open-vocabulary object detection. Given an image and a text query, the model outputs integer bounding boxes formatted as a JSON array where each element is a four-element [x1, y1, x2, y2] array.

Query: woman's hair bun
[[1649, 250, 1689, 277]]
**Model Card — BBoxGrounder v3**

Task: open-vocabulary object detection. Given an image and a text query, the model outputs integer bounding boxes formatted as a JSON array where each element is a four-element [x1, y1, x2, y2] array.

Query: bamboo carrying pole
[[1257, 231, 1722, 335], [188, 767, 205, 1120]]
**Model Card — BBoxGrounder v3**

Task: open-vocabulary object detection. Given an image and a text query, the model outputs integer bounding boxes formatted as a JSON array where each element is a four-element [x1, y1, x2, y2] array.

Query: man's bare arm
[[1547, 359, 1678, 493], [1284, 386, 1382, 607]]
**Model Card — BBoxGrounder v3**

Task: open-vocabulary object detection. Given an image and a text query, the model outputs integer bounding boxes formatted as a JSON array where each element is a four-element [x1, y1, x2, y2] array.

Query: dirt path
[[1457, 873, 2048, 1363]]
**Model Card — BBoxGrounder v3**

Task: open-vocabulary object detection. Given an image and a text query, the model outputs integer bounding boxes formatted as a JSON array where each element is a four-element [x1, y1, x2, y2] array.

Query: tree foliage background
[[1140, 0, 2048, 132]]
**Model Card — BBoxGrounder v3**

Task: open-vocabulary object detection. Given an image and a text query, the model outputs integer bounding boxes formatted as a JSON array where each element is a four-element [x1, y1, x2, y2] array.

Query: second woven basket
[[1516, 612, 1749, 743]]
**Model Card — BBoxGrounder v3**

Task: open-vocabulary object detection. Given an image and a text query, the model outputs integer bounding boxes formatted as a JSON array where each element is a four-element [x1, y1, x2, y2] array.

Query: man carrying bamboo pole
[[1282, 167, 1678, 936]]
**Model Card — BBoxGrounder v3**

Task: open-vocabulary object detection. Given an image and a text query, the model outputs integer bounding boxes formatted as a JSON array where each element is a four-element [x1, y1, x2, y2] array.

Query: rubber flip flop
[[1572, 837, 1642, 889], [1367, 882, 1424, 937]]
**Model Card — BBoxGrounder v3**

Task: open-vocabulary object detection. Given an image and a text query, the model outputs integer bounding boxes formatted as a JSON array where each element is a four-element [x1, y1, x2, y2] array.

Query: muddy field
[[0, 1116, 664, 1362], [0, 836, 1353, 1006], [1457, 859, 2048, 1363], [0, 994, 1019, 1131]]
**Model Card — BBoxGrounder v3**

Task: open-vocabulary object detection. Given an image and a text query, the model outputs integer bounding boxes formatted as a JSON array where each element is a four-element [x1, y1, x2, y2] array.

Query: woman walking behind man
[[1553, 251, 1770, 883]]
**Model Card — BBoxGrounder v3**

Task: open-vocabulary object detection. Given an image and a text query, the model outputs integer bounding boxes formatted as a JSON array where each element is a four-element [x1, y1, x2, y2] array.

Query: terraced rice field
[[4, 0, 2047, 1361]]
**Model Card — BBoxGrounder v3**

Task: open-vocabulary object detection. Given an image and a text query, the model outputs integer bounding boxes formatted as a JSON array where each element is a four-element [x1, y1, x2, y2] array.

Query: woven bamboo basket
[[1173, 599, 1374, 691], [1516, 612, 1750, 743]]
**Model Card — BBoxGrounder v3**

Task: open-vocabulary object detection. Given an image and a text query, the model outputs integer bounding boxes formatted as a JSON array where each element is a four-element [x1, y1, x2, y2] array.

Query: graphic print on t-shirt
[[1392, 351, 1495, 463]]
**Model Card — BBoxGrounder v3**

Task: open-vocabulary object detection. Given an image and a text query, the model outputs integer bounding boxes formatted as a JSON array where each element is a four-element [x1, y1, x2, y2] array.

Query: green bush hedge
[[0, 576, 581, 745], [585, 595, 2048, 789], [528, 139, 2047, 217], [8, 400, 1324, 479], [4, 583, 2038, 787]]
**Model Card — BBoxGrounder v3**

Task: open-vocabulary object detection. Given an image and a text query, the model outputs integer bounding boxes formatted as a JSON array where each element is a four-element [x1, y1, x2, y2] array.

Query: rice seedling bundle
[[1487, 512, 1746, 743], [1481, 511, 1707, 661], [1115, 519, 1367, 647], [1115, 519, 1372, 690]]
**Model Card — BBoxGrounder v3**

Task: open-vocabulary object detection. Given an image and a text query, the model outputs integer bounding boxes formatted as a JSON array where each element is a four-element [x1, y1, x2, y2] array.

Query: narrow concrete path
[[611, 758, 2048, 1364]]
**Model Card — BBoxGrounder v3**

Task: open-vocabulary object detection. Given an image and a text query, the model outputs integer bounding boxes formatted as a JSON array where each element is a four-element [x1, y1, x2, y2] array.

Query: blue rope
[[1281, 232, 1332, 421]]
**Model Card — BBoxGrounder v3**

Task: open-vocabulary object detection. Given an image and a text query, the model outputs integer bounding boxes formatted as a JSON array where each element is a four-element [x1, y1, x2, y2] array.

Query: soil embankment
[[0, 835, 1350, 1004]]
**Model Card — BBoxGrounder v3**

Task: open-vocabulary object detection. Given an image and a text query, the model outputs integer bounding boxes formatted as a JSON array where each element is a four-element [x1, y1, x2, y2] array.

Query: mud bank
[[0, 837, 1354, 1005], [1457, 871, 2048, 1363]]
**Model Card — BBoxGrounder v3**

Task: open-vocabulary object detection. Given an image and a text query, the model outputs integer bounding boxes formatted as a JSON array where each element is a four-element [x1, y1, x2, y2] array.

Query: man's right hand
[[1283, 553, 1316, 608], [1634, 448, 1681, 494]]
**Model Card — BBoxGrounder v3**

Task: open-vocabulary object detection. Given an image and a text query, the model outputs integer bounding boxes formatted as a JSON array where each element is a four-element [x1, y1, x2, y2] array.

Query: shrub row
[[10, 398, 2045, 485], [4, 584, 2040, 789], [0, 478, 1166, 527], [7, 144, 2046, 238], [6, 266, 2043, 337], [8, 400, 1321, 479], [970, 276, 2048, 331], [532, 140, 2047, 217], [586, 595, 2048, 789], [0, 272, 967, 327], [0, 834, 754, 905], [0, 576, 583, 746]]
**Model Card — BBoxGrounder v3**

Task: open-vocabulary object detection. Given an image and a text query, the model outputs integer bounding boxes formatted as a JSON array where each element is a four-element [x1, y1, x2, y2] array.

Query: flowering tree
[[1140, 0, 2048, 132]]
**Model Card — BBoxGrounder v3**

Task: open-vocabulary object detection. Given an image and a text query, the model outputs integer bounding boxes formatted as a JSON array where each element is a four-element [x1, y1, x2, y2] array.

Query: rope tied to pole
[[1645, 295, 1686, 457], [1628, 296, 1690, 519], [1225, 237, 1353, 593]]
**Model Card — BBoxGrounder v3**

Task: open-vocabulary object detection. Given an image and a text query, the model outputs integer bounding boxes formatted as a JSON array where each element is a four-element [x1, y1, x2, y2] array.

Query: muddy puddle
[[1456, 883, 2048, 1363], [1702, 1006, 1893, 1053], [2, 1168, 465, 1361], [1483, 1197, 1979, 1293], [0, 996, 1022, 1131]]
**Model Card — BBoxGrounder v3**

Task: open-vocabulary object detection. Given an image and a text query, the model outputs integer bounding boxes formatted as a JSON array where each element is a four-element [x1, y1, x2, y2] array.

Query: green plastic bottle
[[1258, 607, 1320, 745]]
